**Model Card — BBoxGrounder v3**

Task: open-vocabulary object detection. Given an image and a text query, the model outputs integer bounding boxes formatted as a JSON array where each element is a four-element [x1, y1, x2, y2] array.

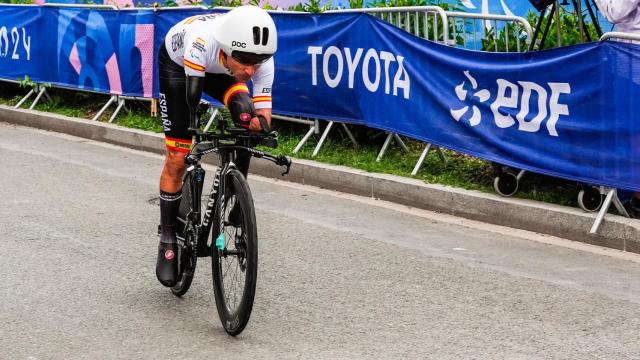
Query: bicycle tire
[[171, 178, 199, 297], [171, 222, 197, 296], [211, 169, 258, 336]]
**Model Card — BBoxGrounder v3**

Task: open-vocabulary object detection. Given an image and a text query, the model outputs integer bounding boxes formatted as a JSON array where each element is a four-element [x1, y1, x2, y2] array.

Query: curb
[[2, 105, 639, 254]]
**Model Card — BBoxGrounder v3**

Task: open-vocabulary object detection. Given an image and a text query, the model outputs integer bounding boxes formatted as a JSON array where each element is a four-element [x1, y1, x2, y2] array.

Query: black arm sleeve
[[186, 75, 204, 128]]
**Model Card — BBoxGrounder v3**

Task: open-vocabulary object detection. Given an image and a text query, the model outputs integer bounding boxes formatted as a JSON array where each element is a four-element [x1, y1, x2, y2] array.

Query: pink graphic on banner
[[135, 24, 154, 98], [105, 53, 122, 95], [69, 43, 82, 75]]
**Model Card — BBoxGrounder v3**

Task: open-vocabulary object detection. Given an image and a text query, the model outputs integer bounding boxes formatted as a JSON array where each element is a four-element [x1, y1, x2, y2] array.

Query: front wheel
[[211, 169, 258, 336]]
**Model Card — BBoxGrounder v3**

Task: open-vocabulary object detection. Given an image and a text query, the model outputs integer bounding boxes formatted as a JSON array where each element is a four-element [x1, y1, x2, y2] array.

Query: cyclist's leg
[[156, 42, 192, 287], [203, 74, 253, 177]]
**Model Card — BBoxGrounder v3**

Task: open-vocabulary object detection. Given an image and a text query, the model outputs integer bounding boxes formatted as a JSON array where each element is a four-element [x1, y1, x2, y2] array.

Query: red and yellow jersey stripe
[[165, 137, 193, 153], [223, 83, 250, 107], [183, 58, 205, 72], [253, 96, 272, 104]]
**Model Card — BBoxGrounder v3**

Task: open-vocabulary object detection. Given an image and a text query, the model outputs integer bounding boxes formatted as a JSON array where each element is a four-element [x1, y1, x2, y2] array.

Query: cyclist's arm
[[182, 33, 210, 126], [186, 76, 204, 128], [250, 58, 274, 131]]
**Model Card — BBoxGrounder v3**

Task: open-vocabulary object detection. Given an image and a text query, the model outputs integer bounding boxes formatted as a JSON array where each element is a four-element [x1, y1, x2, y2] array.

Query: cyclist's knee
[[163, 149, 187, 178]]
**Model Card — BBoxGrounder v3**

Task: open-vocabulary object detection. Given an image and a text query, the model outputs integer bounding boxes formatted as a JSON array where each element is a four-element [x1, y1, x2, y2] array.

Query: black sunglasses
[[231, 50, 272, 66]]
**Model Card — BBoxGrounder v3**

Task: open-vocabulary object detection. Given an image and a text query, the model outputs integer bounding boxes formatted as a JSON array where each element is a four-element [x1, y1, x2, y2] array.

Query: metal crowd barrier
[[11, 4, 212, 123], [411, 11, 531, 176], [321, 6, 449, 162], [323, 8, 532, 176], [443, 11, 532, 189], [584, 31, 640, 234], [445, 11, 533, 52]]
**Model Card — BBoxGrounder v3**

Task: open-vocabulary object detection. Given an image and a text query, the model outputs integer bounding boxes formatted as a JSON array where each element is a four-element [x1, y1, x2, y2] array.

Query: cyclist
[[155, 5, 277, 287]]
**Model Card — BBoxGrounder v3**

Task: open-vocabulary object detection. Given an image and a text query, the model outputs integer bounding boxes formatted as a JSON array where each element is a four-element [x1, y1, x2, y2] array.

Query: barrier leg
[[15, 88, 34, 109], [612, 190, 629, 218], [393, 133, 409, 152], [28, 86, 48, 110], [44, 87, 52, 103], [377, 132, 394, 162], [411, 143, 448, 175], [202, 108, 219, 132], [92, 95, 117, 121], [108, 97, 126, 123], [435, 146, 447, 163], [293, 124, 316, 154], [313, 121, 334, 157], [341, 123, 359, 148], [590, 188, 617, 234], [411, 143, 432, 175]]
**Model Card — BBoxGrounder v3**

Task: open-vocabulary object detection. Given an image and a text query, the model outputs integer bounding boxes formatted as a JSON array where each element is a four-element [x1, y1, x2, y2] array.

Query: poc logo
[[450, 71, 570, 137], [232, 41, 246, 48]]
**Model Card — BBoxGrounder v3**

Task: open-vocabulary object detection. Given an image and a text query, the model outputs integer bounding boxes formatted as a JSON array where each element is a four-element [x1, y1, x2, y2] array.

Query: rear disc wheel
[[171, 224, 197, 297]]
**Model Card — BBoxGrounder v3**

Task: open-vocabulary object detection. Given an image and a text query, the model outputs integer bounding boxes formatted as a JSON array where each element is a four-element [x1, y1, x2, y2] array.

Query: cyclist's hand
[[249, 114, 271, 133]]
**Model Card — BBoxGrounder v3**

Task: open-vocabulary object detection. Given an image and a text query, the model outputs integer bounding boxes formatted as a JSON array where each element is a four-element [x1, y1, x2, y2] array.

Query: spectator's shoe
[[624, 197, 640, 219], [156, 226, 178, 287]]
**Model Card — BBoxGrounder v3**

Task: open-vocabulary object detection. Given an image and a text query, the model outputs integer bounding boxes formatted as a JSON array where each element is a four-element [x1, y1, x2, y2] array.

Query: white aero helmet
[[214, 5, 278, 65]]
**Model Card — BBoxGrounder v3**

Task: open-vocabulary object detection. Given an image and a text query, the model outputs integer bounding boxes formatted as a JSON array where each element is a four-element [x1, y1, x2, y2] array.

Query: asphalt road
[[2, 122, 640, 359]]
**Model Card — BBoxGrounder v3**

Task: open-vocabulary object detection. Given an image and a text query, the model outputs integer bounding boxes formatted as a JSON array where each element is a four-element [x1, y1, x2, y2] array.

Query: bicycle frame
[[180, 148, 237, 257], [176, 121, 292, 257]]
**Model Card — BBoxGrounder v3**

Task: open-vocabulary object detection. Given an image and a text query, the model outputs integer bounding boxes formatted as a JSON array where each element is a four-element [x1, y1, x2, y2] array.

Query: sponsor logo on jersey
[[159, 93, 171, 131], [171, 30, 186, 52], [192, 39, 206, 53]]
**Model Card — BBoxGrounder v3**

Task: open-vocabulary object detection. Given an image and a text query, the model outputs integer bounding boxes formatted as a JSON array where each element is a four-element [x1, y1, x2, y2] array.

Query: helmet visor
[[231, 50, 272, 66]]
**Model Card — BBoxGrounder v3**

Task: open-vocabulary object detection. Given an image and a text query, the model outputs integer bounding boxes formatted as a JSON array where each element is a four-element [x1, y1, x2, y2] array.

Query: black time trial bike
[[166, 113, 291, 336]]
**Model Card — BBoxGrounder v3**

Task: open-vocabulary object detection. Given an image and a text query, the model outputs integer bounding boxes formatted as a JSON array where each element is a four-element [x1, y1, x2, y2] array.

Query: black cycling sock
[[159, 189, 181, 242]]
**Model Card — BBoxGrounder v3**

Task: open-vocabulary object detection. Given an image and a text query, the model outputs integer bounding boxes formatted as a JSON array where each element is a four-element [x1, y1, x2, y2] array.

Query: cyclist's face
[[225, 56, 259, 82]]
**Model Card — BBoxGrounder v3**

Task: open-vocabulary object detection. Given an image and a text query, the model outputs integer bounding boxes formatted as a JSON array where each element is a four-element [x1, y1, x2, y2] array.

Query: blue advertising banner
[[48, 8, 155, 97], [270, 13, 640, 191], [0, 7, 41, 83]]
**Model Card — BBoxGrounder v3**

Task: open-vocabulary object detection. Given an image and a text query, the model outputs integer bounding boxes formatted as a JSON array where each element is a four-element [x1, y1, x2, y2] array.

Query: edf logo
[[451, 71, 571, 137]]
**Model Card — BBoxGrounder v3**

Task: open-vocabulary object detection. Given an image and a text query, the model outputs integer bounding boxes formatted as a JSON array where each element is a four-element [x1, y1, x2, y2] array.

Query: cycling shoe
[[156, 239, 178, 287]]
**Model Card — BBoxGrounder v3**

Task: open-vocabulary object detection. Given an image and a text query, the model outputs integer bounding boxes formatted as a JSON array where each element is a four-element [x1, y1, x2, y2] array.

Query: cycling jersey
[[164, 13, 274, 109]]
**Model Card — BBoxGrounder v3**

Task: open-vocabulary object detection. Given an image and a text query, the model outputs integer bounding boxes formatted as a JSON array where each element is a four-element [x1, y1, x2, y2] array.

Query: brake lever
[[278, 155, 292, 176], [257, 115, 271, 133]]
